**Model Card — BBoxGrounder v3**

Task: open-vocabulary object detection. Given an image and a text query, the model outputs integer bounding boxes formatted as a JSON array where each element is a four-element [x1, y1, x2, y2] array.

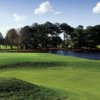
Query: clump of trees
[[0, 22, 100, 50], [5, 22, 63, 50]]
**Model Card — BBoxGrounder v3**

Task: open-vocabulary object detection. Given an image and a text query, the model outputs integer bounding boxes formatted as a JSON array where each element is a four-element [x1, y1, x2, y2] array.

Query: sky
[[0, 0, 100, 37]]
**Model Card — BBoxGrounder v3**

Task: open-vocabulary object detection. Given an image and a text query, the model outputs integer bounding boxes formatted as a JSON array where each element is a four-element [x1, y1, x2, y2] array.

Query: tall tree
[[93, 25, 100, 47], [6, 29, 18, 49], [20, 26, 34, 49], [71, 25, 86, 49], [84, 26, 94, 48], [42, 22, 61, 50], [60, 23, 74, 47], [31, 23, 41, 49], [85, 25, 100, 48]]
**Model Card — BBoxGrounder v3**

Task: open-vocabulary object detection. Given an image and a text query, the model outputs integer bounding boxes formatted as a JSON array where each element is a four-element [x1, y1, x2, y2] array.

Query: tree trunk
[[11, 45, 13, 49], [63, 32, 66, 47], [17, 45, 20, 50]]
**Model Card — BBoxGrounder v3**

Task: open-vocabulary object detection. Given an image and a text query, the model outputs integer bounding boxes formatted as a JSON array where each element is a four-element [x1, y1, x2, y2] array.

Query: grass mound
[[0, 53, 100, 70], [0, 78, 67, 100]]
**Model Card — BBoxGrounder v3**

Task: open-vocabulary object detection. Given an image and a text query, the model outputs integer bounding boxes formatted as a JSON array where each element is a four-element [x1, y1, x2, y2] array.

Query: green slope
[[0, 53, 100, 100], [0, 78, 66, 100]]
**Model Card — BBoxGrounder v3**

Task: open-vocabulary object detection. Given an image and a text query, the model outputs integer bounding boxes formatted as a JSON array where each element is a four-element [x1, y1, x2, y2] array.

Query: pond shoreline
[[49, 50, 100, 60], [0, 48, 100, 53]]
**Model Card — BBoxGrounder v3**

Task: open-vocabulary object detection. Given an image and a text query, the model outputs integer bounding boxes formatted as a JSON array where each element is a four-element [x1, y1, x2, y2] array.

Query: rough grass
[[0, 78, 67, 100], [0, 53, 100, 100], [1, 45, 17, 49]]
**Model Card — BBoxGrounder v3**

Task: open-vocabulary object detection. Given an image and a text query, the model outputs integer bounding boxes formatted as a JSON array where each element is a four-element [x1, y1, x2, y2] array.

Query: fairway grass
[[0, 53, 100, 100]]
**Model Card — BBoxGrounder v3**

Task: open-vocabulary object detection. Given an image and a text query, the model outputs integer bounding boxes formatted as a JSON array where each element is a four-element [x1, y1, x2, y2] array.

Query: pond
[[49, 50, 100, 60]]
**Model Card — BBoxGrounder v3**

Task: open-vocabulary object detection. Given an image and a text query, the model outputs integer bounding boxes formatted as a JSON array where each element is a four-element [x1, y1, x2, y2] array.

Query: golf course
[[0, 53, 100, 100]]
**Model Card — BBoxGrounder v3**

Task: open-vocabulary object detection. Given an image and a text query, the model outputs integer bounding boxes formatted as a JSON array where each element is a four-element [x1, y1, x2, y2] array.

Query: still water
[[49, 50, 100, 60]]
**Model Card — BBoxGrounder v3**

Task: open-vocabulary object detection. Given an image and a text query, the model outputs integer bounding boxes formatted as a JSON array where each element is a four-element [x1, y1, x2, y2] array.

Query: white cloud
[[93, 2, 100, 14], [34, 1, 62, 15], [34, 1, 53, 14], [13, 13, 27, 21], [54, 11, 62, 15]]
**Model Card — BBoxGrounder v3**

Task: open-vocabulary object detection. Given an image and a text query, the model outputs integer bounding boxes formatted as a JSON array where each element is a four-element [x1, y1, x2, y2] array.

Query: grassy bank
[[0, 53, 100, 100], [0, 78, 65, 100]]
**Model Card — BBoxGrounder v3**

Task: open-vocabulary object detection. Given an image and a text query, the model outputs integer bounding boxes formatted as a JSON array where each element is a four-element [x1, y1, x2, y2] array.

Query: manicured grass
[[0, 53, 100, 100], [1, 45, 17, 50], [0, 53, 100, 69]]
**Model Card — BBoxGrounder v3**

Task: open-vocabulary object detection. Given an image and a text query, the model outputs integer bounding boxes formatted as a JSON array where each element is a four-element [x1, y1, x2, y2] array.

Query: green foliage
[[18, 22, 62, 50], [6, 29, 18, 49], [0, 22, 100, 50]]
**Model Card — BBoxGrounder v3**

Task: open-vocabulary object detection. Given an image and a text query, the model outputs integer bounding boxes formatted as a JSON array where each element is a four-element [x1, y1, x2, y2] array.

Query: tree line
[[0, 22, 100, 50]]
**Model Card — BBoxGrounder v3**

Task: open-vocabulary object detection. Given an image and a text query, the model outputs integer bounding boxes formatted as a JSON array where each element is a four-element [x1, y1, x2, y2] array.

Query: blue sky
[[0, 0, 100, 37]]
